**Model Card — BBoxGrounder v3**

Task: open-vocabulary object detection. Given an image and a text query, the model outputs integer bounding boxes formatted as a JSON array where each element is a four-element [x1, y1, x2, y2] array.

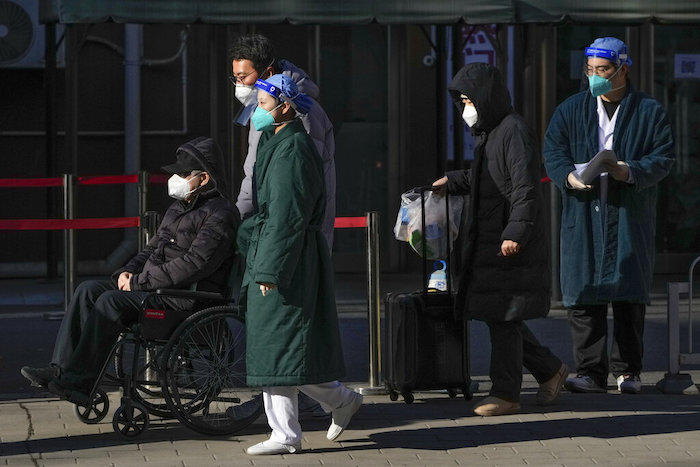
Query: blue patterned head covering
[[254, 74, 312, 115]]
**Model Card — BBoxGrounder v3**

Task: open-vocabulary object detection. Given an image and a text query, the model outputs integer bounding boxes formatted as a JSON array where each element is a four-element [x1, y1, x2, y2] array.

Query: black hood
[[175, 137, 230, 201], [448, 63, 512, 133]]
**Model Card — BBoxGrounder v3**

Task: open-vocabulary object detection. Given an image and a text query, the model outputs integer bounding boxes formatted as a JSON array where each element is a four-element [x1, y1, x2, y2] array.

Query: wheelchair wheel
[[112, 401, 149, 439], [114, 337, 171, 419], [161, 306, 263, 436], [74, 388, 109, 424]]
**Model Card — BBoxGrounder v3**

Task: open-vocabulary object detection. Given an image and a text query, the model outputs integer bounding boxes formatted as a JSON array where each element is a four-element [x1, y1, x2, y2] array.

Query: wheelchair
[[71, 282, 263, 439]]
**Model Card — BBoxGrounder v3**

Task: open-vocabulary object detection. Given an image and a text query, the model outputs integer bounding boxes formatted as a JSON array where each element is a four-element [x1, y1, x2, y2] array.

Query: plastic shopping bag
[[393, 188, 421, 242], [393, 188, 463, 260]]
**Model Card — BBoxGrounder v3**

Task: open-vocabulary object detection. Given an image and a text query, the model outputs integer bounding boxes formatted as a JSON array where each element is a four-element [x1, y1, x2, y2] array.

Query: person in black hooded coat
[[21, 137, 239, 404], [433, 63, 567, 416]]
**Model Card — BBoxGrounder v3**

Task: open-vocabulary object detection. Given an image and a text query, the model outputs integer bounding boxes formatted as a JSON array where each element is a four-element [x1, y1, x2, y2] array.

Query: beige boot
[[536, 363, 569, 405]]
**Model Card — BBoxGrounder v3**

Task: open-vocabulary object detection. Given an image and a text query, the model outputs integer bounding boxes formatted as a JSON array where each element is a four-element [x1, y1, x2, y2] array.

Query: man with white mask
[[433, 62, 567, 416], [228, 34, 335, 250], [21, 137, 239, 405], [544, 37, 674, 395]]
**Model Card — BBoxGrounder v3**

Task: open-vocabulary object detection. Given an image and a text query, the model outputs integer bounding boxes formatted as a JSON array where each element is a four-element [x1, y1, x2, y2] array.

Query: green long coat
[[237, 119, 346, 387]]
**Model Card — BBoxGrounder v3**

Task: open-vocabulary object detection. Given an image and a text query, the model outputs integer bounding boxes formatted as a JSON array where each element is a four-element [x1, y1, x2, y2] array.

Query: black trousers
[[52, 279, 152, 391], [568, 302, 646, 388], [487, 321, 563, 402]]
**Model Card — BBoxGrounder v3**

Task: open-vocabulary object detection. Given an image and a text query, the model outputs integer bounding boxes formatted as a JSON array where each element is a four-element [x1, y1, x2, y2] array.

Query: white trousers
[[263, 380, 355, 444]]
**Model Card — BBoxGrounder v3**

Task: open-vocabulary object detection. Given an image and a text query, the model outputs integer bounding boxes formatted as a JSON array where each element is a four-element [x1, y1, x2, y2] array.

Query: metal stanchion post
[[359, 211, 386, 395], [656, 281, 698, 394], [138, 171, 149, 251], [63, 174, 76, 311]]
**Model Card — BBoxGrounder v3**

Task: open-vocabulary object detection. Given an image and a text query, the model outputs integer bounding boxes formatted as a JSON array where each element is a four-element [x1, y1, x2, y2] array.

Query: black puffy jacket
[[113, 137, 239, 296], [446, 63, 550, 322]]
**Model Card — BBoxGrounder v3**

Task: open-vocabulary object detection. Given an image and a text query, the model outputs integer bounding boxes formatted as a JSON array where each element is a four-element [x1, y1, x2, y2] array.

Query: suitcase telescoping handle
[[417, 185, 452, 298]]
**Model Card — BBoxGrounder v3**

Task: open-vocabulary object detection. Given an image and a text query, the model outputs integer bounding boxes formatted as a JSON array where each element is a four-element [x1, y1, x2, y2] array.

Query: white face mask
[[235, 84, 256, 106], [167, 174, 199, 201], [462, 104, 478, 127]]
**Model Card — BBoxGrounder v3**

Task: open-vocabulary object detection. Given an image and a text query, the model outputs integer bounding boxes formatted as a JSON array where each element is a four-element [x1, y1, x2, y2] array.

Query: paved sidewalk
[[2, 371, 700, 466]]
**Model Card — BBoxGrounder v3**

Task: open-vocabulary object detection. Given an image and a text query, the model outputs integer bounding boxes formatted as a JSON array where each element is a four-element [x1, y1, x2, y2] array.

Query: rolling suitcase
[[384, 186, 471, 403]]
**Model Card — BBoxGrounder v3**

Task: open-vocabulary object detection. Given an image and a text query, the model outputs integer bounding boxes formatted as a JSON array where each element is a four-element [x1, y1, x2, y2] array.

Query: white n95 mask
[[462, 104, 478, 127], [235, 84, 256, 106], [167, 174, 196, 200]]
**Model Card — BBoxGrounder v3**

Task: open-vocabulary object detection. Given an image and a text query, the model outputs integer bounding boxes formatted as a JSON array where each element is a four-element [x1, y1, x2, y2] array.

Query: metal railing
[[656, 255, 700, 394]]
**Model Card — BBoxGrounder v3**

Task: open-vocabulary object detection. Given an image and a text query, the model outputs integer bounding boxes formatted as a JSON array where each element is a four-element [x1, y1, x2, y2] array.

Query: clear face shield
[[583, 47, 628, 97]]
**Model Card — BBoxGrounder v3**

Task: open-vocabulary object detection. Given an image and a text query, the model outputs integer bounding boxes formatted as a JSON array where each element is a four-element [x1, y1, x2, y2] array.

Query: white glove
[[567, 172, 593, 191]]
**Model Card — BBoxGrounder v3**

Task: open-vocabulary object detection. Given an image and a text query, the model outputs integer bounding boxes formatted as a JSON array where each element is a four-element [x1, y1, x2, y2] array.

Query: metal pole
[[45, 21, 58, 279], [138, 171, 148, 251], [359, 211, 386, 395], [667, 282, 684, 375], [63, 174, 76, 310], [688, 256, 700, 354]]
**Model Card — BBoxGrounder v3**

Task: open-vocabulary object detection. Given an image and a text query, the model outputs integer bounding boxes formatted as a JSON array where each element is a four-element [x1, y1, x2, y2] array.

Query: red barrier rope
[[0, 178, 63, 187], [335, 217, 367, 228], [78, 175, 139, 185], [1, 216, 365, 231], [148, 173, 169, 184], [0, 217, 140, 231], [0, 174, 169, 187]]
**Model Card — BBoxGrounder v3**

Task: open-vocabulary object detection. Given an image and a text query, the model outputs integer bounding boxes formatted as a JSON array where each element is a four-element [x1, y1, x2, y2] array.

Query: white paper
[[574, 149, 617, 185]]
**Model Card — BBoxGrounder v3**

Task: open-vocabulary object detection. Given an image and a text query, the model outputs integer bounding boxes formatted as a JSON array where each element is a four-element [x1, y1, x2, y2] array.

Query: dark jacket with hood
[[112, 137, 239, 300], [445, 63, 550, 322]]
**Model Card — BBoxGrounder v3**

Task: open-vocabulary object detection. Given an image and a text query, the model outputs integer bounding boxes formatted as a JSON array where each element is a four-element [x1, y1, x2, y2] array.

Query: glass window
[[655, 25, 700, 253], [320, 25, 388, 268]]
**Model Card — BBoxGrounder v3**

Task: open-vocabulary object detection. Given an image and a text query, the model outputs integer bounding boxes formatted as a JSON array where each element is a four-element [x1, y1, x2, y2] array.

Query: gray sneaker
[[563, 374, 606, 393], [617, 374, 642, 394]]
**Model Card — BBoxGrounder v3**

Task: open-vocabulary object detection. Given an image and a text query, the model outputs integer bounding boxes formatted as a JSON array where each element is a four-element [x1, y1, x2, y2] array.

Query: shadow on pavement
[[0, 419, 271, 457], [362, 412, 700, 450], [5, 391, 700, 457]]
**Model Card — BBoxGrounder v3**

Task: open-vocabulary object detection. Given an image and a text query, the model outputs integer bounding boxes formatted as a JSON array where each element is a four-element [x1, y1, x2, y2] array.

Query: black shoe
[[47, 379, 91, 407], [226, 395, 263, 421], [21, 366, 59, 388]]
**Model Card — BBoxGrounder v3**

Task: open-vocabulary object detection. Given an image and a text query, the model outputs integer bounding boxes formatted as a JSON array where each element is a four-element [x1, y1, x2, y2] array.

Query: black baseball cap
[[161, 150, 204, 175]]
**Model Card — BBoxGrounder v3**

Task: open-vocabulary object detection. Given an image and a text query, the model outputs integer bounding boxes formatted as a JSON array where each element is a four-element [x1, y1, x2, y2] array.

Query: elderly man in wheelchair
[[21, 137, 258, 437]]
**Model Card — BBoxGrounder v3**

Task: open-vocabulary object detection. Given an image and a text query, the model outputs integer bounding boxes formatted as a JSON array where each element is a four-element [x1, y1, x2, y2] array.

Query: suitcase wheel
[[463, 383, 474, 401], [388, 390, 399, 402], [401, 392, 414, 404], [447, 389, 457, 398]]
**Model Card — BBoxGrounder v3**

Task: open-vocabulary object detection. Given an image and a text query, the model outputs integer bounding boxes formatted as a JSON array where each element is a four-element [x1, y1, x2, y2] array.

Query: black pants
[[487, 321, 563, 402], [52, 280, 152, 391], [568, 302, 646, 388]]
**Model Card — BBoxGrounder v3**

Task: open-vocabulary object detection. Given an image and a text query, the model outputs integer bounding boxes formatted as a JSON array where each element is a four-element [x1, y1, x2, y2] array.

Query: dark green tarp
[[41, 0, 700, 24]]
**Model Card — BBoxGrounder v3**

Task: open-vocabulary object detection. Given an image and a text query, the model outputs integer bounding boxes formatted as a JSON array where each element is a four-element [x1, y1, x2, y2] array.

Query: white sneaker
[[617, 374, 642, 394], [246, 439, 301, 455], [326, 391, 363, 441]]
